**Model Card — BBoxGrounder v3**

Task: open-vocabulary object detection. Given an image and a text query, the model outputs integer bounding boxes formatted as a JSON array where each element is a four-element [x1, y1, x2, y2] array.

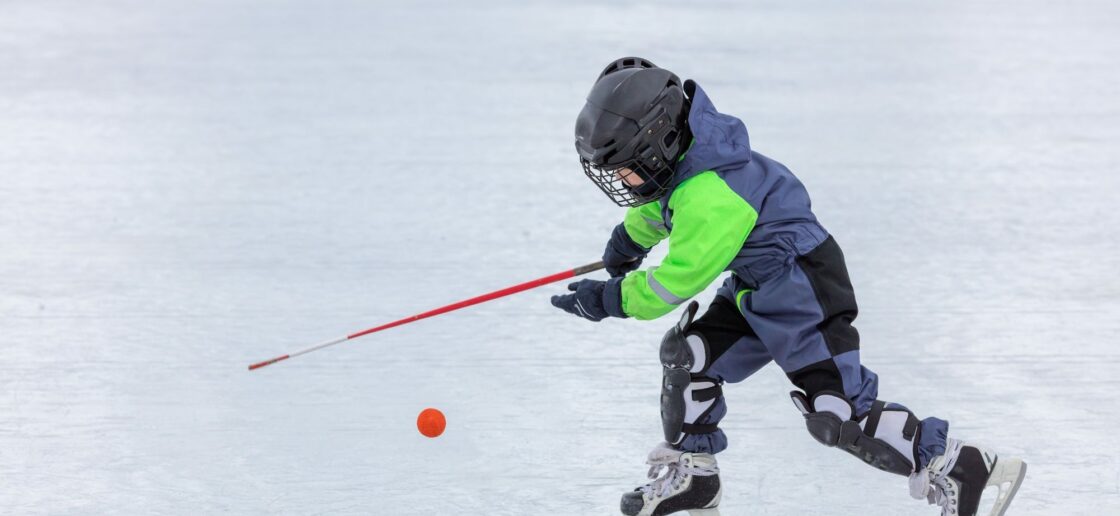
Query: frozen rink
[[2, 0, 1118, 514]]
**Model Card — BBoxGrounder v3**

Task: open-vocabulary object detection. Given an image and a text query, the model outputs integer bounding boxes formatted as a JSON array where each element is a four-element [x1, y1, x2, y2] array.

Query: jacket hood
[[672, 80, 753, 188]]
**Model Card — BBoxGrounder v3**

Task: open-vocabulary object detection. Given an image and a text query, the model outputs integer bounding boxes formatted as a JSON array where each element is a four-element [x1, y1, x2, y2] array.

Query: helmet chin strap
[[629, 180, 662, 199]]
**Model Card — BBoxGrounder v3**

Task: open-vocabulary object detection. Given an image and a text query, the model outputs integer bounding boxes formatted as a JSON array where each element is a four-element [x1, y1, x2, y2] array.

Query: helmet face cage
[[580, 155, 675, 207]]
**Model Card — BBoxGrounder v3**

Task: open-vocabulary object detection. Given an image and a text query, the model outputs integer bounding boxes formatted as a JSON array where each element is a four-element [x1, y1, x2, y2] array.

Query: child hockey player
[[550, 57, 1028, 516]]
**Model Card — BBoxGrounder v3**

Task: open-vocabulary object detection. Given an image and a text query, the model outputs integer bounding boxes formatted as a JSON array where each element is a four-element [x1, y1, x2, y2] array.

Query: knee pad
[[659, 301, 706, 373], [791, 390, 920, 476], [661, 302, 721, 444]]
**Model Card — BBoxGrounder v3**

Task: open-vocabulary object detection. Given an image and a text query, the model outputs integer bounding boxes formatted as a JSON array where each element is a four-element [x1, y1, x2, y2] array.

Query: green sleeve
[[622, 200, 669, 249], [620, 171, 759, 320]]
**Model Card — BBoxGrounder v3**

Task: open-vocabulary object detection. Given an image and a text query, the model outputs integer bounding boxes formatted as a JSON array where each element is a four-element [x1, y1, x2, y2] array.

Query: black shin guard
[[791, 390, 920, 476], [660, 302, 721, 445]]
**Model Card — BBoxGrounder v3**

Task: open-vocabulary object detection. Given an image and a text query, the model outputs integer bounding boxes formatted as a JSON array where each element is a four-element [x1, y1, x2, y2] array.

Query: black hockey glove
[[603, 224, 649, 278], [550, 278, 628, 322]]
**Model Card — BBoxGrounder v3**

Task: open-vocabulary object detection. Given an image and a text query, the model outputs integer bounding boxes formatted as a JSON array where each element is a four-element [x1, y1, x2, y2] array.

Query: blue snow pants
[[677, 235, 949, 469]]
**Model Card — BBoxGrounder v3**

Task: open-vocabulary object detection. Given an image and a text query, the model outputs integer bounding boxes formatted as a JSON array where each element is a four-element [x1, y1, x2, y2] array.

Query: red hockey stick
[[247, 261, 605, 371]]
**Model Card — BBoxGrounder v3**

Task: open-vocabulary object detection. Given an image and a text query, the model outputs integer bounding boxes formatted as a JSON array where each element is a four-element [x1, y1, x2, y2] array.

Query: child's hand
[[550, 279, 627, 322], [604, 224, 648, 277]]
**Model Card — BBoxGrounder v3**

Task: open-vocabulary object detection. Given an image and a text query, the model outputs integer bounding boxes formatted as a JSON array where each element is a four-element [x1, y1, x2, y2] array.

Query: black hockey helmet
[[575, 57, 690, 207]]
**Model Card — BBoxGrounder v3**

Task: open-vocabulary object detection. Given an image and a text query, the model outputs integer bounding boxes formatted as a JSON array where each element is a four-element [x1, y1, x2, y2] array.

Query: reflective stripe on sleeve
[[641, 215, 668, 232], [647, 267, 687, 305]]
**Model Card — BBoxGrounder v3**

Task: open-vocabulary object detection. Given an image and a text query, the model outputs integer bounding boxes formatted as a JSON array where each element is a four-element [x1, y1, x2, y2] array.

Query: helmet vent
[[599, 57, 658, 78]]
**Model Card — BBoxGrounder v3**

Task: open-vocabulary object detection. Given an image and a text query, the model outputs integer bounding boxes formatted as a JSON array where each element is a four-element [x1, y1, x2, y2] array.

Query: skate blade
[[985, 457, 1027, 516], [686, 509, 721, 516]]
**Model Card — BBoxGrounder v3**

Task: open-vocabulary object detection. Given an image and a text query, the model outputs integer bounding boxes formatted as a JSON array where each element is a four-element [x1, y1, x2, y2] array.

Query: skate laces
[[639, 443, 719, 499], [910, 438, 963, 514]]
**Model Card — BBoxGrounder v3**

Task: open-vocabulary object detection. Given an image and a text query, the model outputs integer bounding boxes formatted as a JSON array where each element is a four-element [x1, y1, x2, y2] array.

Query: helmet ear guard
[[636, 108, 683, 167]]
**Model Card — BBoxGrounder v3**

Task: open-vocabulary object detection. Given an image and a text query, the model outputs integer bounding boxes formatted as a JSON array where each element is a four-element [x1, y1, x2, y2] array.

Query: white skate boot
[[909, 438, 1027, 516], [620, 442, 721, 516]]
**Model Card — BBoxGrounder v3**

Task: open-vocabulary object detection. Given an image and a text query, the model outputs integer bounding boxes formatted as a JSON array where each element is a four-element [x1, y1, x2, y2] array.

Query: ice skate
[[909, 438, 1027, 516], [620, 442, 721, 516]]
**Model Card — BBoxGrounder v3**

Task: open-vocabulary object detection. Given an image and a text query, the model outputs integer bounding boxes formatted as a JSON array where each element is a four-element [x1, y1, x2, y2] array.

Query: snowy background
[[2, 0, 1118, 514]]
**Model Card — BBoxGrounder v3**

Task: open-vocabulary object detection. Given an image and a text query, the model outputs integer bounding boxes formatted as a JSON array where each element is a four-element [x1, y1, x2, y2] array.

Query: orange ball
[[417, 408, 446, 438]]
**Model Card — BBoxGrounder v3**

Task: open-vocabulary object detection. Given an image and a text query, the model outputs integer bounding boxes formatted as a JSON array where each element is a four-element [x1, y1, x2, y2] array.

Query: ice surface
[[1, 0, 1118, 514]]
